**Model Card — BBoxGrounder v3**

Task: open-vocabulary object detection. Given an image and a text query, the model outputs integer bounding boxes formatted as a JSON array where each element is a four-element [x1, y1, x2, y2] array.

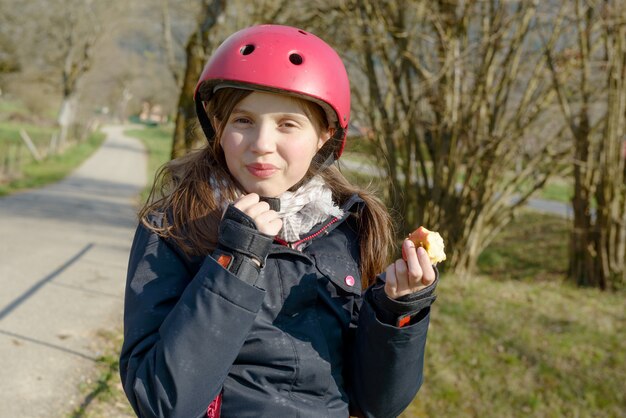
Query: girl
[[120, 24, 438, 418]]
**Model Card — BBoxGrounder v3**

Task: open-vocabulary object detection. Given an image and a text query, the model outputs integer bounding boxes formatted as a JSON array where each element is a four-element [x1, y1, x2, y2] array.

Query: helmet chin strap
[[316, 128, 344, 169], [195, 91, 217, 142], [258, 196, 281, 211]]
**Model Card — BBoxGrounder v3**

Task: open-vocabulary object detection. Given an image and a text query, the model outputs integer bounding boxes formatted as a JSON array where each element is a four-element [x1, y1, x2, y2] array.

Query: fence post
[[15, 142, 22, 174], [49, 132, 59, 155], [1, 142, 8, 178], [19, 129, 43, 162]]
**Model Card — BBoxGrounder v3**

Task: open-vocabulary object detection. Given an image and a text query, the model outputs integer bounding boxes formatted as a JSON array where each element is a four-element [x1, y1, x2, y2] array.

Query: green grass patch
[[477, 210, 570, 282], [402, 211, 626, 416], [536, 177, 572, 203], [0, 99, 29, 118], [0, 131, 105, 196], [69, 329, 135, 418], [401, 273, 626, 417]]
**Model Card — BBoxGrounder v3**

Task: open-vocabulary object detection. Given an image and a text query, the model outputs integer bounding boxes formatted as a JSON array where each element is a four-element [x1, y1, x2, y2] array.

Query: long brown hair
[[140, 88, 394, 286]]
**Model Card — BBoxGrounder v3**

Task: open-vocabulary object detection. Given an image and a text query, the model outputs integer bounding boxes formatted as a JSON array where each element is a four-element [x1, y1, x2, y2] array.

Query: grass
[[400, 211, 625, 417], [402, 274, 625, 418], [477, 210, 570, 282], [69, 330, 135, 418], [0, 130, 106, 196], [0, 99, 29, 115], [536, 178, 572, 203]]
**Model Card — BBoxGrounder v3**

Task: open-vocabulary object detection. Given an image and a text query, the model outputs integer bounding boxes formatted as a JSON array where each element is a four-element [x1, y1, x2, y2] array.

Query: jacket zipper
[[275, 217, 340, 250]]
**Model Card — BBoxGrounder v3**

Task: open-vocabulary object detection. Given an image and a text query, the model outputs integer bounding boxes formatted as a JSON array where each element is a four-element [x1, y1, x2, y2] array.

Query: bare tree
[[161, 0, 182, 88], [545, 0, 626, 290], [35, 0, 109, 147], [327, 0, 567, 276], [160, 0, 202, 89], [0, 0, 120, 142]]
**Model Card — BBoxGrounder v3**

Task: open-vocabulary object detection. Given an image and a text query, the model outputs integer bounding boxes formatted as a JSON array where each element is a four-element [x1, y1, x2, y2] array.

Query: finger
[[255, 211, 283, 235], [244, 201, 271, 219], [262, 218, 283, 236], [417, 247, 436, 286], [403, 239, 423, 289], [254, 209, 280, 224], [393, 259, 409, 293], [384, 263, 398, 298], [233, 193, 260, 211]]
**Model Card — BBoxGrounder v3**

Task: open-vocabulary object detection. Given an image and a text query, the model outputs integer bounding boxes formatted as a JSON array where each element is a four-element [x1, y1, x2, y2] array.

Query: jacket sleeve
[[119, 222, 266, 418], [347, 278, 436, 418]]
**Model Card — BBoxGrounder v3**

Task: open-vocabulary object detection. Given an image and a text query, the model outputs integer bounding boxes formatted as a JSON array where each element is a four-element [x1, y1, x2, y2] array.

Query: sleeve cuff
[[197, 255, 266, 313]]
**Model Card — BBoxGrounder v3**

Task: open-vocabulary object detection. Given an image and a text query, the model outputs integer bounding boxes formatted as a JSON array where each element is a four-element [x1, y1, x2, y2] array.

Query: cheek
[[220, 134, 242, 160], [282, 141, 319, 178]]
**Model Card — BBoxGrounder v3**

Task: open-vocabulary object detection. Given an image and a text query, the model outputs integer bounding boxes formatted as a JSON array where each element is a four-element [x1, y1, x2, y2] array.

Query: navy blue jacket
[[120, 195, 436, 418]]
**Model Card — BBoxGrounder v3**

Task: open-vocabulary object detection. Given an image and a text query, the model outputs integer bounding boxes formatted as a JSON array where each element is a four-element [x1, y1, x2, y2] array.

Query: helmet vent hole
[[240, 44, 255, 55], [289, 53, 303, 65], [298, 30, 307, 35]]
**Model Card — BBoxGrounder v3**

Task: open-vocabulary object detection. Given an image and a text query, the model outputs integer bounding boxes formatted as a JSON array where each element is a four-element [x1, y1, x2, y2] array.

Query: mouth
[[246, 163, 278, 178]]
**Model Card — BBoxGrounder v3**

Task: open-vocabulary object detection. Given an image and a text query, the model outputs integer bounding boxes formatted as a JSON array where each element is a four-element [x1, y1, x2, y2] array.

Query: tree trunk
[[549, 0, 626, 290], [58, 95, 77, 150], [161, 0, 181, 88], [569, 168, 601, 287], [596, 5, 626, 290], [171, 0, 225, 159], [171, 31, 208, 159]]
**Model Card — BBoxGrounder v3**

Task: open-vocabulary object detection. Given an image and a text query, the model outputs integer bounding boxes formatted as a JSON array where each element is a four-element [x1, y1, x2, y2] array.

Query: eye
[[279, 118, 303, 130], [232, 116, 252, 125], [281, 121, 298, 128]]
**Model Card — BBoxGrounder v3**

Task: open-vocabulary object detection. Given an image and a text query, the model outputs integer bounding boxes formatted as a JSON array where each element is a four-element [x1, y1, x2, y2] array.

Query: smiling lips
[[246, 163, 278, 178]]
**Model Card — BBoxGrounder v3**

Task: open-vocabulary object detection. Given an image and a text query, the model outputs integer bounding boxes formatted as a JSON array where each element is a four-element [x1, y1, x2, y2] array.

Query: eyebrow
[[231, 107, 309, 121]]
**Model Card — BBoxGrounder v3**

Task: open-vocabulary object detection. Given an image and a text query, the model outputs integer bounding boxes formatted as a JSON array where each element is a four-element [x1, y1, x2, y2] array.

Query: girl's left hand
[[384, 239, 436, 300]]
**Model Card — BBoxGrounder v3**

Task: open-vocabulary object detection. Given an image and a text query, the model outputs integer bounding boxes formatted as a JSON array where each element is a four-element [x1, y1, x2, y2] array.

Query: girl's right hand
[[384, 239, 436, 300], [233, 193, 283, 236]]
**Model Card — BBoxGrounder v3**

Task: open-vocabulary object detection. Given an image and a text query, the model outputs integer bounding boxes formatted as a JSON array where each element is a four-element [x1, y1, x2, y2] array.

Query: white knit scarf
[[277, 176, 344, 242]]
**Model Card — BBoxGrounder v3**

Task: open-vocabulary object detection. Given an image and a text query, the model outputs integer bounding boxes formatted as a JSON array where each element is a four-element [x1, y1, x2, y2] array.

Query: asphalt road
[[0, 125, 146, 417]]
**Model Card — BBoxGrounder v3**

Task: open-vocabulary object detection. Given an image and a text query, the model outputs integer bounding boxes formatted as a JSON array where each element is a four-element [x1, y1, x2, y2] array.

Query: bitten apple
[[407, 226, 446, 264]]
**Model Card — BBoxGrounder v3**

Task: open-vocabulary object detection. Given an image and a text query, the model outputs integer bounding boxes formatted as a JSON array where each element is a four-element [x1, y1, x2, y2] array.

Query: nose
[[249, 122, 276, 154]]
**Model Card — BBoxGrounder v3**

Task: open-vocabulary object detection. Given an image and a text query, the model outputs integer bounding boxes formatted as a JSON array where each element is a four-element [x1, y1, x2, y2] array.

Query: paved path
[[0, 125, 147, 417]]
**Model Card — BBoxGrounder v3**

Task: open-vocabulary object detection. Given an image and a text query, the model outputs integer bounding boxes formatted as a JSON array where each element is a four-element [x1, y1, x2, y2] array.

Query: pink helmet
[[194, 24, 350, 160]]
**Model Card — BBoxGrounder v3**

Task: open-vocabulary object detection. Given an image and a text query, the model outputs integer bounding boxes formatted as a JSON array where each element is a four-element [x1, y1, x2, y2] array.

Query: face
[[219, 91, 330, 197]]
